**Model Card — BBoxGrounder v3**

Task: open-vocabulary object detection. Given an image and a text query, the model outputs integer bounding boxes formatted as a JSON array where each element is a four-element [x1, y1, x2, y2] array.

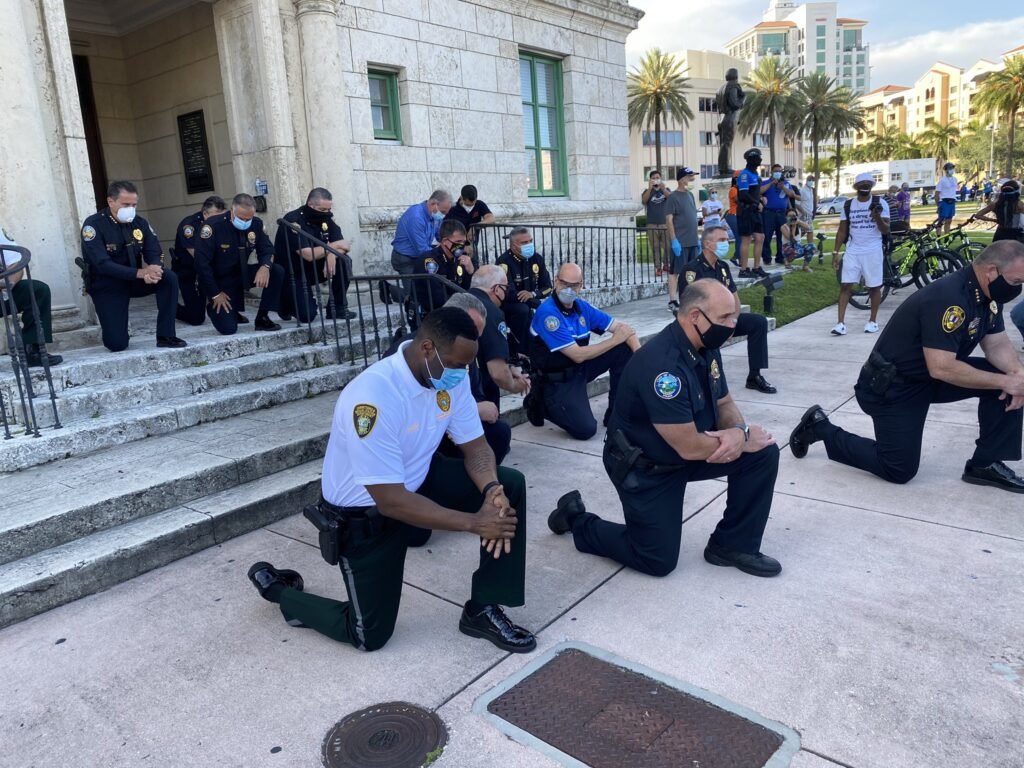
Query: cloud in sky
[[625, 0, 763, 67]]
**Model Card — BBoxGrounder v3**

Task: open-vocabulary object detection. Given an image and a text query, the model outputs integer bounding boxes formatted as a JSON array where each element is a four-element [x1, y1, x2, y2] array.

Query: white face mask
[[462, 204, 475, 213], [115, 206, 136, 223], [807, 181, 815, 188]]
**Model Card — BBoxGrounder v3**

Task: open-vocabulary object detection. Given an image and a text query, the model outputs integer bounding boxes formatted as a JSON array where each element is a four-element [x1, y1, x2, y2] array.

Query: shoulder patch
[[436, 390, 451, 412], [942, 305, 966, 333], [82, 225, 96, 242], [498, 321, 509, 338], [579, 315, 587, 327], [200, 224, 213, 239], [685, 270, 696, 284], [353, 404, 378, 438], [183, 225, 194, 238], [500, 262, 509, 273], [544, 315, 560, 332], [424, 258, 438, 275], [132, 228, 143, 242], [654, 372, 682, 399]]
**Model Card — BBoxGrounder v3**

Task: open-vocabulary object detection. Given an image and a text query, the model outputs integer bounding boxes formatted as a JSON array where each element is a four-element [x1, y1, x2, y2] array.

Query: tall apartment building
[[726, 0, 870, 93]]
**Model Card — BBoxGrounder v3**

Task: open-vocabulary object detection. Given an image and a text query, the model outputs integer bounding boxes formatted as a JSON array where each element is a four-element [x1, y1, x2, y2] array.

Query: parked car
[[816, 196, 849, 215]]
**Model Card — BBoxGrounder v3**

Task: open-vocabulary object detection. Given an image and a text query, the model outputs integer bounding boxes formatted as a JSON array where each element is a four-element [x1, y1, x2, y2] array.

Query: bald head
[[557, 263, 582, 284], [678, 278, 737, 349]]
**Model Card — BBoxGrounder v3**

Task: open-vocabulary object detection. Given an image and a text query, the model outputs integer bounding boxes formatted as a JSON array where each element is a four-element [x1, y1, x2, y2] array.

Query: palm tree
[[828, 86, 864, 194], [738, 57, 800, 166], [627, 49, 694, 174], [792, 71, 848, 181], [918, 121, 961, 177], [974, 55, 1024, 177]]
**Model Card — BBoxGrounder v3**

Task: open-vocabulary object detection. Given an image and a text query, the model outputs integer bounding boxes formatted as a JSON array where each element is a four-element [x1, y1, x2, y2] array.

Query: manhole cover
[[483, 647, 792, 768], [322, 701, 447, 768]]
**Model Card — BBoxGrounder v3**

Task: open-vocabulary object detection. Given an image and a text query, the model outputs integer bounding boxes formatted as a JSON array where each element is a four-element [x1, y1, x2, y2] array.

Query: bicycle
[[935, 221, 990, 263]]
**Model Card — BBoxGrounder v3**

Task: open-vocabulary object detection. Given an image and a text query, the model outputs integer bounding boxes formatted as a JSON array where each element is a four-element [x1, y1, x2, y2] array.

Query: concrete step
[[0, 361, 359, 473], [0, 461, 322, 629], [0, 392, 336, 566]]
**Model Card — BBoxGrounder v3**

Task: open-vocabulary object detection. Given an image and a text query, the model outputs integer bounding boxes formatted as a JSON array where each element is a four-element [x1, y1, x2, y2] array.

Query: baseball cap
[[677, 167, 697, 180], [854, 172, 874, 186]]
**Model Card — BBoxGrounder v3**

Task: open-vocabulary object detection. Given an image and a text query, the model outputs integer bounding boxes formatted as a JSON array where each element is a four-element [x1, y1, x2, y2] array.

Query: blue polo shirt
[[530, 296, 613, 352], [763, 179, 794, 210], [391, 201, 438, 258]]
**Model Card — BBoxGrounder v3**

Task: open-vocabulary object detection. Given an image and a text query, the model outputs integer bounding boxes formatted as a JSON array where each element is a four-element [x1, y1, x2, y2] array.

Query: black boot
[[254, 312, 281, 331], [24, 343, 63, 368]]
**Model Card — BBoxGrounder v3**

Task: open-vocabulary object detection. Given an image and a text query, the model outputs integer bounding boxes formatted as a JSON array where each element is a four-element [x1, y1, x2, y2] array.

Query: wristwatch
[[732, 423, 750, 441]]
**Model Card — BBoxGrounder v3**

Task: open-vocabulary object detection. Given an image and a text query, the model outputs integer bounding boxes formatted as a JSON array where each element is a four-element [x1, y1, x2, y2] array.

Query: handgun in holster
[[303, 503, 342, 566], [606, 429, 643, 486], [864, 351, 897, 396]]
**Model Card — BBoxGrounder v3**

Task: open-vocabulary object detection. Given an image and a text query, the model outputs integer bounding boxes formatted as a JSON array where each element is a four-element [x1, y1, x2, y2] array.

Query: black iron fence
[[0, 244, 61, 437], [467, 222, 670, 288]]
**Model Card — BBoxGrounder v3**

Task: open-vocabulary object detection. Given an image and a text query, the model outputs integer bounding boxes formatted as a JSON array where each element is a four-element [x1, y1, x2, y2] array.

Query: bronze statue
[[716, 68, 745, 177]]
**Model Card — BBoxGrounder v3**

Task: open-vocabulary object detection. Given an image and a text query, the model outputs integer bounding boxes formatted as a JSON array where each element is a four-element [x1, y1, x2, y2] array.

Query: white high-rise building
[[726, 0, 870, 94]]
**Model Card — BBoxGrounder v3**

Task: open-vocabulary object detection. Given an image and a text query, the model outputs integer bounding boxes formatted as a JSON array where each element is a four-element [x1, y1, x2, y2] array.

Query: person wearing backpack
[[831, 173, 890, 336]]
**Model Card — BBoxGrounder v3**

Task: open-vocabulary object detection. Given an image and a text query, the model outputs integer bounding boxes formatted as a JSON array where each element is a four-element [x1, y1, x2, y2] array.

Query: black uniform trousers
[[437, 420, 512, 466], [820, 358, 1024, 484], [570, 443, 779, 577], [732, 312, 769, 375], [91, 270, 179, 352], [206, 263, 285, 335], [0, 279, 53, 345], [278, 454, 527, 652], [174, 266, 206, 326], [761, 208, 789, 263], [281, 259, 352, 323], [541, 344, 633, 440], [504, 302, 532, 357]]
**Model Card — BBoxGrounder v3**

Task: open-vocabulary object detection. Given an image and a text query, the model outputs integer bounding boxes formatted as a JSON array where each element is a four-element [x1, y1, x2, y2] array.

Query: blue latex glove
[[671, 239, 682, 257]]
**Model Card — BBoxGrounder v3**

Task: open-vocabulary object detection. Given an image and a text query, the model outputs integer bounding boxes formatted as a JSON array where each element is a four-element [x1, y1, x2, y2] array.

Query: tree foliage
[[627, 49, 694, 174]]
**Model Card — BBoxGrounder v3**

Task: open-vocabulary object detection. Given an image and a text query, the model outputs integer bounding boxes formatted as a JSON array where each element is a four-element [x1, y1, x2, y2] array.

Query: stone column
[[0, 0, 89, 330], [292, 0, 358, 252]]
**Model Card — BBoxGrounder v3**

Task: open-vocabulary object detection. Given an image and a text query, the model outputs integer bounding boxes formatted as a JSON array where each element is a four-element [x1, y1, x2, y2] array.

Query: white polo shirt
[[321, 341, 484, 508], [935, 176, 958, 200]]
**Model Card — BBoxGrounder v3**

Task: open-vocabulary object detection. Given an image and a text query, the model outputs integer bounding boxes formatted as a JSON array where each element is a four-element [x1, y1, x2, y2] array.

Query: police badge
[[132, 229, 143, 242], [247, 231, 256, 245], [436, 390, 451, 412]]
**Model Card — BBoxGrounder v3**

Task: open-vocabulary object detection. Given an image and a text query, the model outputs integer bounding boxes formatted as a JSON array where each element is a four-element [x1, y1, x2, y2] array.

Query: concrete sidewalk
[[1, 289, 1022, 768]]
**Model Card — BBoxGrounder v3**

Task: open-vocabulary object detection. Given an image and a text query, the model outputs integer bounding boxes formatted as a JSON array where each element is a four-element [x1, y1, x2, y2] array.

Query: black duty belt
[[319, 497, 377, 520], [540, 367, 577, 383]]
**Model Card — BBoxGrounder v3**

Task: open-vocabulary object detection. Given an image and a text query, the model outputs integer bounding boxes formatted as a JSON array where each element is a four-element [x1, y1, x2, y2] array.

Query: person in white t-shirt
[[935, 162, 959, 234], [832, 173, 890, 335], [0, 226, 62, 367], [246, 307, 537, 654], [700, 191, 724, 229]]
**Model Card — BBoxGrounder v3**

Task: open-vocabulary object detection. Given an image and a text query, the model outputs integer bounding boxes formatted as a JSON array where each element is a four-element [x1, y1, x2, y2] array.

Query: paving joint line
[[801, 747, 858, 767]]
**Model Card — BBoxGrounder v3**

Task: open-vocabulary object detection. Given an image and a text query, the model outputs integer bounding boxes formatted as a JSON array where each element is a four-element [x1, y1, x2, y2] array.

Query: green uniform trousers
[[1, 279, 53, 345], [279, 454, 527, 651]]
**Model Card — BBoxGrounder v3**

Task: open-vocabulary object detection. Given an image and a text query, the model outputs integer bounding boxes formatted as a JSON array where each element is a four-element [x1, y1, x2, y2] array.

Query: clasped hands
[[705, 424, 775, 464]]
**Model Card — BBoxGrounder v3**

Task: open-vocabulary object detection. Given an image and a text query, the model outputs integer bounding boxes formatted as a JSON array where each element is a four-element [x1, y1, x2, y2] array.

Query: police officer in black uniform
[[80, 180, 186, 352], [468, 265, 531, 408], [275, 187, 355, 322], [411, 219, 475, 318], [172, 195, 226, 325], [496, 225, 552, 357], [791, 240, 1024, 492], [681, 225, 776, 393], [193, 194, 285, 335], [548, 279, 783, 577]]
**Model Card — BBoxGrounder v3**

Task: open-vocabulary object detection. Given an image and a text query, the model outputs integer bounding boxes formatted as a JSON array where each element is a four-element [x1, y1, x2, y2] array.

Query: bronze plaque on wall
[[177, 110, 215, 194]]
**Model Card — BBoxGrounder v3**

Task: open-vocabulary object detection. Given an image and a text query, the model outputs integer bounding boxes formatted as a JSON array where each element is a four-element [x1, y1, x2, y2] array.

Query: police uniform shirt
[[468, 287, 511, 402], [680, 254, 737, 294], [321, 341, 483, 507], [444, 200, 492, 231], [496, 249, 552, 306], [275, 207, 344, 283], [174, 211, 204, 263], [736, 169, 762, 206], [609, 321, 729, 466], [529, 295, 614, 370], [193, 212, 274, 298], [412, 246, 473, 311], [81, 209, 162, 287], [872, 267, 1005, 382]]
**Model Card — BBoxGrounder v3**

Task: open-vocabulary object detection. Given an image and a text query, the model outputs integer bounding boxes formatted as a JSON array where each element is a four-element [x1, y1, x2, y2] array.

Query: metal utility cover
[[321, 701, 447, 768], [474, 642, 800, 768]]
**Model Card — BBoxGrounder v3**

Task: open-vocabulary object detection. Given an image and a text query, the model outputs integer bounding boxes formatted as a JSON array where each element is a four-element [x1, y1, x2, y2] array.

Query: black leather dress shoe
[[247, 561, 305, 603], [459, 604, 536, 653], [326, 307, 357, 321], [703, 544, 782, 577], [235, 312, 250, 324], [25, 344, 63, 367], [156, 336, 188, 348], [746, 374, 777, 394], [789, 403, 827, 459], [524, 391, 545, 427], [548, 489, 586, 535], [278, 311, 294, 321], [962, 461, 1024, 493], [254, 315, 282, 331]]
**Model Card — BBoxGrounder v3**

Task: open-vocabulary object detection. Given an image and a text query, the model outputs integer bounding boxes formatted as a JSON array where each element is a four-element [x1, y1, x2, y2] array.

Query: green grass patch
[[739, 266, 840, 328]]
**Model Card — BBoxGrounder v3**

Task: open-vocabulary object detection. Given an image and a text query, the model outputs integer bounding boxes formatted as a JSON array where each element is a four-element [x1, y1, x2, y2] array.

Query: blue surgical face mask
[[557, 287, 577, 305], [427, 347, 467, 391], [714, 241, 730, 258], [432, 210, 445, 222], [232, 216, 252, 231], [772, 171, 783, 180], [520, 243, 535, 258]]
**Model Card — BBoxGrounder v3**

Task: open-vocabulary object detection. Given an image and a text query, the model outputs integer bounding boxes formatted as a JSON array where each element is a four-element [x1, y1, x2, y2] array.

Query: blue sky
[[626, 1, 1024, 89]]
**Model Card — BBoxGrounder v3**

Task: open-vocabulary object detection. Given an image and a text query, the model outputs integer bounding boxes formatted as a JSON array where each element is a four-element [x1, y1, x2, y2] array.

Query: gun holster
[[606, 429, 643, 486], [863, 351, 898, 396], [303, 503, 342, 566]]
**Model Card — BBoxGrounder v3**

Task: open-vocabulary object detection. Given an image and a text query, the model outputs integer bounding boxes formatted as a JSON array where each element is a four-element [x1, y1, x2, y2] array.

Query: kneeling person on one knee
[[0, 226, 62, 367], [194, 194, 284, 335], [681, 225, 776, 394], [547, 279, 782, 578]]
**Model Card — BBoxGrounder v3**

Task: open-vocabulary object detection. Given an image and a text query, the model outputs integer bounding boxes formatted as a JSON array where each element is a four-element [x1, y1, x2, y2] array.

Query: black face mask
[[988, 274, 1023, 303], [697, 309, 734, 350], [302, 205, 333, 223]]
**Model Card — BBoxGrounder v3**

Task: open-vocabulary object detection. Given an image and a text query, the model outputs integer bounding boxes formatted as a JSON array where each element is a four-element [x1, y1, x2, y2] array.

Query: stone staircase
[[0, 286, 775, 629]]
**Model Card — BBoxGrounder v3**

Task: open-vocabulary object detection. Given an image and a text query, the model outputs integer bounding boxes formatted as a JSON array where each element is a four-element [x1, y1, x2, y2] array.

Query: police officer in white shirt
[[832, 173, 890, 336], [935, 162, 959, 234], [247, 307, 536, 653], [0, 226, 62, 367]]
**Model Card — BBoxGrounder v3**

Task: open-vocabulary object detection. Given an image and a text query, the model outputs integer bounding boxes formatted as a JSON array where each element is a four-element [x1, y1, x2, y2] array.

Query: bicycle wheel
[[955, 242, 984, 263], [912, 249, 964, 289], [839, 258, 892, 310]]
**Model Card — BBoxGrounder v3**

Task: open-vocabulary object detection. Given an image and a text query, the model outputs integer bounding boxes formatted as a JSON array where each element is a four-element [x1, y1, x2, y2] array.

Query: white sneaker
[[831, 322, 847, 336], [864, 321, 880, 333]]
